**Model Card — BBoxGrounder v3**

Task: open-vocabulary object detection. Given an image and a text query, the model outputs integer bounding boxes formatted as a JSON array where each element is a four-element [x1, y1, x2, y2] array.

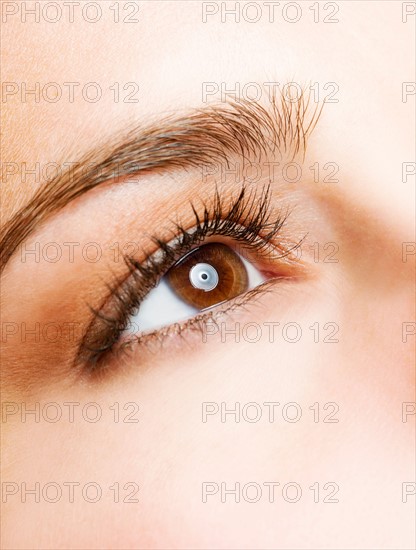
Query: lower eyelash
[[78, 183, 298, 372], [85, 279, 280, 376]]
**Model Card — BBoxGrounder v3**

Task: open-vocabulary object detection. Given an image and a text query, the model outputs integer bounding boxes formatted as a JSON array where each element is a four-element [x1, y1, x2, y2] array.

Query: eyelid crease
[[0, 86, 323, 273]]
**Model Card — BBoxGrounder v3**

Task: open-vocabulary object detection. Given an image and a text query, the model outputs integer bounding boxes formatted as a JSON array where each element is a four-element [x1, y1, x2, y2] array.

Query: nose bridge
[[315, 178, 415, 294]]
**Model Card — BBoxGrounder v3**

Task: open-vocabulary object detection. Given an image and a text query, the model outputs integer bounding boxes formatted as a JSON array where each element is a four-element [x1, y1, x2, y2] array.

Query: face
[[1, 1, 415, 548]]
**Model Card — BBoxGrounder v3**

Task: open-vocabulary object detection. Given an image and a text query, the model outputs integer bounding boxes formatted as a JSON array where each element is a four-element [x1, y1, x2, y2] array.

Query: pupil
[[188, 263, 219, 292]]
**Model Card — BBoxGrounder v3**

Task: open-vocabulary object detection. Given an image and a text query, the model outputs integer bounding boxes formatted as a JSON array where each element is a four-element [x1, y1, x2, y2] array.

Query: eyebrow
[[0, 93, 322, 273]]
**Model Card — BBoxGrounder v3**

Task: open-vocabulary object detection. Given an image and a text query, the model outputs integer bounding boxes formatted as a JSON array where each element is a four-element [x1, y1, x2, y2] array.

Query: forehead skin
[[1, 1, 414, 230]]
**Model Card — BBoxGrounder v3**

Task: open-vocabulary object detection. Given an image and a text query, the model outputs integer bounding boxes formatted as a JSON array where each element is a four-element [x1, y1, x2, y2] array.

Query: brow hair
[[0, 91, 322, 273]]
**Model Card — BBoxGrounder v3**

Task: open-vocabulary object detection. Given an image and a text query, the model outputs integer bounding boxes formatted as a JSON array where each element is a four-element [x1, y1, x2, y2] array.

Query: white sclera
[[189, 263, 219, 292], [126, 278, 198, 334]]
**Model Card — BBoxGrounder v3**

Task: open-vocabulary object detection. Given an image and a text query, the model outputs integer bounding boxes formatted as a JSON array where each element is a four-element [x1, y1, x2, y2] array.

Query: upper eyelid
[[0, 89, 323, 274]]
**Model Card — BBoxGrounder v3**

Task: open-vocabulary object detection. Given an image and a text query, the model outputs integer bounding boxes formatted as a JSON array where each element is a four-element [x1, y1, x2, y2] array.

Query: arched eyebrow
[[0, 94, 322, 273]]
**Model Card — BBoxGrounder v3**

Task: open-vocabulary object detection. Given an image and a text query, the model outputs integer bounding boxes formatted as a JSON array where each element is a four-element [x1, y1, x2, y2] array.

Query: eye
[[78, 184, 300, 371], [127, 242, 265, 335]]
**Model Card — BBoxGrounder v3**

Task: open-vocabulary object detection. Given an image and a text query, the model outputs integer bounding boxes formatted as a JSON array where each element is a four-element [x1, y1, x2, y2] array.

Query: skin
[[1, 1, 415, 549]]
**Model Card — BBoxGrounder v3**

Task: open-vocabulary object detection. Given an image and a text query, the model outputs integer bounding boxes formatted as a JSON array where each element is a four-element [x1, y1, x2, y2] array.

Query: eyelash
[[78, 184, 296, 373]]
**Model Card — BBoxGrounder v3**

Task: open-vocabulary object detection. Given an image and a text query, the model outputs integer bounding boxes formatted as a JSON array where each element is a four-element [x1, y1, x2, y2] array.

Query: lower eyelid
[[101, 278, 282, 371]]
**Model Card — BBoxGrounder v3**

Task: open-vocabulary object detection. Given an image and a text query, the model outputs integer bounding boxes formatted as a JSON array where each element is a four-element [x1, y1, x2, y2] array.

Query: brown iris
[[166, 243, 249, 309]]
